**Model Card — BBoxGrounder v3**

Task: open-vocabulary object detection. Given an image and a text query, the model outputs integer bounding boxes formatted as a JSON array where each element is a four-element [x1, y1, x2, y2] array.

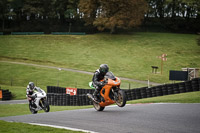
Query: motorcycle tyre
[[115, 90, 126, 107], [43, 101, 50, 112], [93, 102, 105, 111], [29, 104, 38, 114]]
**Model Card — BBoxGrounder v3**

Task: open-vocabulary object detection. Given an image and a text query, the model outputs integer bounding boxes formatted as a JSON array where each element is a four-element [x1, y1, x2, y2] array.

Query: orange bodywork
[[99, 77, 121, 107], [0, 90, 2, 99]]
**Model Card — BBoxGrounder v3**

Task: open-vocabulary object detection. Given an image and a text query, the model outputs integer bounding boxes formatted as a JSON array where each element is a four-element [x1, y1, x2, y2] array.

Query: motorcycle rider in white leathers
[[26, 82, 40, 108]]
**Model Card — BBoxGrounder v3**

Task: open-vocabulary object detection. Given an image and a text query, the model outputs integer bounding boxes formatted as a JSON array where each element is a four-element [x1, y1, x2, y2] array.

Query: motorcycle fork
[[111, 89, 118, 100], [39, 98, 45, 108]]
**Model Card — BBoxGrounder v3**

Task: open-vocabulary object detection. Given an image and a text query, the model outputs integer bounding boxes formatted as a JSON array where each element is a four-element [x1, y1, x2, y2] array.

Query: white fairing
[[31, 87, 47, 111]]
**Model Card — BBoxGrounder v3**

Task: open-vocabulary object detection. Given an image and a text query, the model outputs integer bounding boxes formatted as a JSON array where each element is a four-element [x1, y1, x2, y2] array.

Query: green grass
[[0, 91, 199, 133], [0, 32, 199, 133], [127, 91, 200, 104], [1, 32, 199, 84], [0, 104, 92, 117], [0, 91, 199, 117], [0, 62, 147, 100], [0, 120, 84, 133], [0, 85, 26, 100], [1, 32, 199, 100]]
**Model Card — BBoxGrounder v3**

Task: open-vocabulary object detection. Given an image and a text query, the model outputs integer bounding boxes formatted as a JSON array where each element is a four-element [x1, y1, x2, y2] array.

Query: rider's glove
[[28, 97, 32, 100], [100, 80, 107, 86], [104, 78, 108, 84]]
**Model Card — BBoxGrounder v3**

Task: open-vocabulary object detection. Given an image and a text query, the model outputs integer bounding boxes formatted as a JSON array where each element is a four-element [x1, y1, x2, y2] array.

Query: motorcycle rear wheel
[[93, 102, 105, 111], [29, 104, 38, 114], [115, 90, 126, 107]]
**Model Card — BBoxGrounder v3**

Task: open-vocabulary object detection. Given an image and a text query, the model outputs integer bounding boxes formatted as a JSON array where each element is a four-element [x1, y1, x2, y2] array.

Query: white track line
[[28, 122, 99, 133]]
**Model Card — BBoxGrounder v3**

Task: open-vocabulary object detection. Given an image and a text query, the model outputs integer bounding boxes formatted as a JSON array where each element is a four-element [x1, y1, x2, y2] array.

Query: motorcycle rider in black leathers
[[92, 64, 109, 101]]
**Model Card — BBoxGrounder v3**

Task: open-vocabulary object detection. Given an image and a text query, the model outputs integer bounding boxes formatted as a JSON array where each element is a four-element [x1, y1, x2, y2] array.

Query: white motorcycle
[[29, 87, 50, 114]]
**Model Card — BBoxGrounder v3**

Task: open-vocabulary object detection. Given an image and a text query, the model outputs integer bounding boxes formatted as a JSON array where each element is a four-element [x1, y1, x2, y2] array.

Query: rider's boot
[[93, 89, 99, 102]]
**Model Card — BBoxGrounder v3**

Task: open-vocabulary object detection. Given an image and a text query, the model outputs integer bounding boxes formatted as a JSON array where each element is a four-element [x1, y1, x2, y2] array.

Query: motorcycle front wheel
[[42, 100, 50, 112], [29, 104, 38, 114], [93, 102, 105, 111], [115, 89, 126, 107]]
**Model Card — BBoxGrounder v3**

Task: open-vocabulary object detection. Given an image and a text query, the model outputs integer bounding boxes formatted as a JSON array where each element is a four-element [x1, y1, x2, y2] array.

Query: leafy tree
[[79, 0, 148, 33], [0, 0, 10, 31], [22, 0, 44, 20], [79, 0, 99, 25]]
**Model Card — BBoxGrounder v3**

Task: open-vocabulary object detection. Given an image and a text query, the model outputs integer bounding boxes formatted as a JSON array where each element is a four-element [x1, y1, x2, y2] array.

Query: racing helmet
[[99, 64, 109, 74], [29, 82, 35, 90]]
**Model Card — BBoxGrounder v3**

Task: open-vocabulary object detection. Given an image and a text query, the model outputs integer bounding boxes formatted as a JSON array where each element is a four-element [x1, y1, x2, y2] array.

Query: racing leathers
[[26, 85, 40, 108], [92, 69, 107, 100]]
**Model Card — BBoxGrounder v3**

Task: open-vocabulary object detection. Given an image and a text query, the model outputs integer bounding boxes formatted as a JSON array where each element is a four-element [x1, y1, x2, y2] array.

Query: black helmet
[[29, 82, 35, 90], [99, 64, 109, 74]]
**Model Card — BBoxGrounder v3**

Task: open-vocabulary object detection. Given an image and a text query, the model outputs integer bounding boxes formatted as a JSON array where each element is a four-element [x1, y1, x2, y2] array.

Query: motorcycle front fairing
[[31, 88, 47, 110], [99, 77, 121, 107]]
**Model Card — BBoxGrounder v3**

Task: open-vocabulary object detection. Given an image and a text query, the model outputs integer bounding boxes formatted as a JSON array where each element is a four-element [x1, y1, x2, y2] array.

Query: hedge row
[[0, 89, 12, 101], [47, 78, 200, 106]]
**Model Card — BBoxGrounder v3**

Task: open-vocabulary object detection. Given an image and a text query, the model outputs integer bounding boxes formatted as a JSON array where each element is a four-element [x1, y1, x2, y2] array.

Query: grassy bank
[[0, 62, 148, 100], [1, 32, 199, 84]]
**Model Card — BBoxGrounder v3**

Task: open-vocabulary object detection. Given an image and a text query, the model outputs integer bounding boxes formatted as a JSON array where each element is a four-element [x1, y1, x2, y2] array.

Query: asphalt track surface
[[0, 99, 28, 104], [1, 103, 200, 133]]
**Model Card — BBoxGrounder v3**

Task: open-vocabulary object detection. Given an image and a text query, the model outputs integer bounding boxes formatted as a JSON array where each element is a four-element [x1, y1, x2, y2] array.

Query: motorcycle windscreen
[[105, 71, 116, 80]]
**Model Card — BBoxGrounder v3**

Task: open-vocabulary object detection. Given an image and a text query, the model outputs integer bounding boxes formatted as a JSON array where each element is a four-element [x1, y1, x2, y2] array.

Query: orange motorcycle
[[87, 72, 126, 111]]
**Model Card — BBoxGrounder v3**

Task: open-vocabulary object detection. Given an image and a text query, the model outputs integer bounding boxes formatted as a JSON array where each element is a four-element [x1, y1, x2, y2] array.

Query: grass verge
[[0, 91, 199, 117], [0, 91, 199, 133], [0, 104, 92, 117], [127, 91, 200, 104], [0, 120, 84, 133]]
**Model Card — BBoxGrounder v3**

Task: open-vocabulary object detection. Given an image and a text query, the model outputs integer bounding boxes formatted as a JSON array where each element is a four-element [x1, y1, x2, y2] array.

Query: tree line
[[0, 0, 199, 34]]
